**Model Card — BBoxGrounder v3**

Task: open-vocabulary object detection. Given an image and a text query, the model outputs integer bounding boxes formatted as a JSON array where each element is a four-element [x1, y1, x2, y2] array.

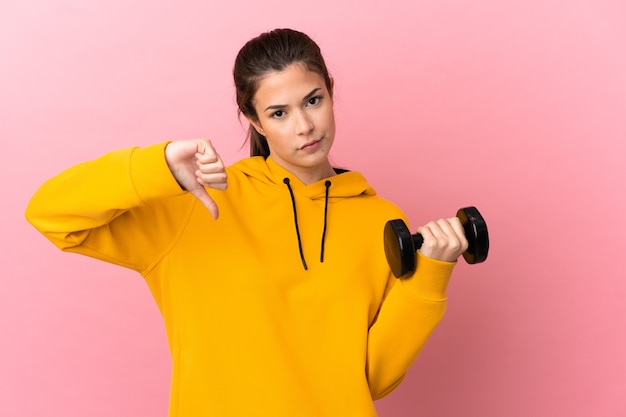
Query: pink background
[[2, 1, 625, 416]]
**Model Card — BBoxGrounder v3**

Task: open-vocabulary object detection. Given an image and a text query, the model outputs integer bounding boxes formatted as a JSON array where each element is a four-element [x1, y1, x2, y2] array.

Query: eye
[[271, 110, 285, 119], [307, 96, 322, 106]]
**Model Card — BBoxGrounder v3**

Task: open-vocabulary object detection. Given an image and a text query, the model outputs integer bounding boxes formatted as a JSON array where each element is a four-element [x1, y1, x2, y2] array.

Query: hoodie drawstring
[[320, 180, 331, 262], [283, 178, 332, 271], [283, 178, 308, 270]]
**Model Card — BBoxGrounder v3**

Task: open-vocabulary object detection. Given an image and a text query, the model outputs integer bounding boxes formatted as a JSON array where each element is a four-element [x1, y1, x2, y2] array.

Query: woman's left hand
[[416, 217, 469, 262]]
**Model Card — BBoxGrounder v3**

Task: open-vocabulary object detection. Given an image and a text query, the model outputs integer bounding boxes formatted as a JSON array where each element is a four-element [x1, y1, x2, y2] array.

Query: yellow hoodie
[[26, 142, 455, 417]]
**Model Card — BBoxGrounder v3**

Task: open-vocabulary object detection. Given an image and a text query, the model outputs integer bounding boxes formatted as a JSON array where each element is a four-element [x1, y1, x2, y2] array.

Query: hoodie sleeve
[[25, 142, 192, 273], [366, 252, 455, 399]]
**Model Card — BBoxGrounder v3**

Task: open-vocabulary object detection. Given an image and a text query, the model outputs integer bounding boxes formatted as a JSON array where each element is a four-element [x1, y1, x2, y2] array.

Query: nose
[[294, 110, 314, 135]]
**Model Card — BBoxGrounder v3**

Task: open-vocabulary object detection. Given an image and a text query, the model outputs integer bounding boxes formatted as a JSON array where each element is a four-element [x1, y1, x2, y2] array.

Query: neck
[[268, 157, 336, 185], [292, 163, 336, 185]]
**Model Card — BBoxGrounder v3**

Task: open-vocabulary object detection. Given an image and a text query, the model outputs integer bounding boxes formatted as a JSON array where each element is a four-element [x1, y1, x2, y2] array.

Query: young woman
[[26, 29, 468, 417]]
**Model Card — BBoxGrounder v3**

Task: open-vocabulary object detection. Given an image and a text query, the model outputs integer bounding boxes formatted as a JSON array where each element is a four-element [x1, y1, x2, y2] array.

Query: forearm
[[367, 253, 455, 399]]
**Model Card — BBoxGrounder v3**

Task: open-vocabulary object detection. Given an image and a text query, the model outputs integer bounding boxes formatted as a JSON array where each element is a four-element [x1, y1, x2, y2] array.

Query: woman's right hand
[[165, 139, 228, 219]]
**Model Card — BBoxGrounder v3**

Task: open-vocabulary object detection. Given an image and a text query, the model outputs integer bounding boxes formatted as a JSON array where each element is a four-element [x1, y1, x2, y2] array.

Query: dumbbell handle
[[411, 234, 424, 250]]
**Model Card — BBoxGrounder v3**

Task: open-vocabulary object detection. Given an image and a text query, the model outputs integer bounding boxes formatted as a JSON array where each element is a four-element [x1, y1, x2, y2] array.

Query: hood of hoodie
[[232, 156, 377, 200], [228, 156, 377, 270]]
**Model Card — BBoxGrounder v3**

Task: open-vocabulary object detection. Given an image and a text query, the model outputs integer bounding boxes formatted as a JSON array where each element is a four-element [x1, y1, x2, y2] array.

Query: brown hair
[[233, 28, 333, 157]]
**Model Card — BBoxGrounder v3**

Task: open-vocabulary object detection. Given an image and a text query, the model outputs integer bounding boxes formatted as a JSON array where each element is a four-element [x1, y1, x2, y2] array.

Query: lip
[[300, 138, 322, 150]]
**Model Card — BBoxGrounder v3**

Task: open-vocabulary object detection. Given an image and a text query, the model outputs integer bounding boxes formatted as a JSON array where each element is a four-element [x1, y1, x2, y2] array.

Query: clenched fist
[[416, 217, 469, 262]]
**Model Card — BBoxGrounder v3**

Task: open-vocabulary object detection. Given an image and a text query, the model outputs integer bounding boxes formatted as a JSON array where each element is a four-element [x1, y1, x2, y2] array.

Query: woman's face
[[248, 63, 336, 184]]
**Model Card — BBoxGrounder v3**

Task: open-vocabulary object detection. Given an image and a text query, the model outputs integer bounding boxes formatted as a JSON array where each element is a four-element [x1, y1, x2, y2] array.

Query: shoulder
[[334, 170, 406, 217], [359, 193, 407, 221]]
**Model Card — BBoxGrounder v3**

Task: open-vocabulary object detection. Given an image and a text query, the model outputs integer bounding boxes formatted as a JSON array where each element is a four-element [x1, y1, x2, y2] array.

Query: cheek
[[264, 125, 288, 143], [264, 130, 289, 152], [323, 110, 336, 132]]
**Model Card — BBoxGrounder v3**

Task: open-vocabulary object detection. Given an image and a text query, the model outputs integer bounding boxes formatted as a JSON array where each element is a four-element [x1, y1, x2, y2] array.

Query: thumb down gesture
[[165, 139, 227, 219]]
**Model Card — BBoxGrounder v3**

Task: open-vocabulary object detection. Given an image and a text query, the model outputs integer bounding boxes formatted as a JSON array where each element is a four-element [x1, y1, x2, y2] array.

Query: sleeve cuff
[[400, 252, 456, 301], [129, 142, 187, 203]]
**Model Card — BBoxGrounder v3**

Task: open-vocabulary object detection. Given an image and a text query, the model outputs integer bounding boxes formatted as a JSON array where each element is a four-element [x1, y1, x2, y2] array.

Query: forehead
[[253, 63, 326, 105]]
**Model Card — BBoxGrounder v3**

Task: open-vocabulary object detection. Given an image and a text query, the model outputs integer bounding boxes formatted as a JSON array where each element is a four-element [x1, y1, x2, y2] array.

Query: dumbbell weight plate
[[457, 206, 489, 264], [384, 219, 418, 279]]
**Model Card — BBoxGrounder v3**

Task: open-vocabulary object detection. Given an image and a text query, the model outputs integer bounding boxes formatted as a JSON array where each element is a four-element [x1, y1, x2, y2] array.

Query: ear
[[246, 115, 266, 137], [329, 77, 335, 99]]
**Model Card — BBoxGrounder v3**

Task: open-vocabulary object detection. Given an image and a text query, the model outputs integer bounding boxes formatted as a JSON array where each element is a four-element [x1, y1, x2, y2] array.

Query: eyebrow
[[264, 88, 322, 112]]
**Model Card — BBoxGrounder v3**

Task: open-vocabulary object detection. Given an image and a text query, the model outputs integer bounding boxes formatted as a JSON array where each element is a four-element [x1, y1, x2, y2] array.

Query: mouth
[[300, 138, 322, 150]]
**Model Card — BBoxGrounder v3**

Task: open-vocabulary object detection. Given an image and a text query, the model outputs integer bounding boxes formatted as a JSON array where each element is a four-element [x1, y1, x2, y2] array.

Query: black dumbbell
[[384, 206, 489, 279]]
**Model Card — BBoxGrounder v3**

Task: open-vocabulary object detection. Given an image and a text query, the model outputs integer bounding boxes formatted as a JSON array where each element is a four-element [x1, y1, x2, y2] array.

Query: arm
[[25, 142, 189, 272], [367, 217, 467, 399], [367, 253, 454, 399], [25, 139, 228, 272]]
